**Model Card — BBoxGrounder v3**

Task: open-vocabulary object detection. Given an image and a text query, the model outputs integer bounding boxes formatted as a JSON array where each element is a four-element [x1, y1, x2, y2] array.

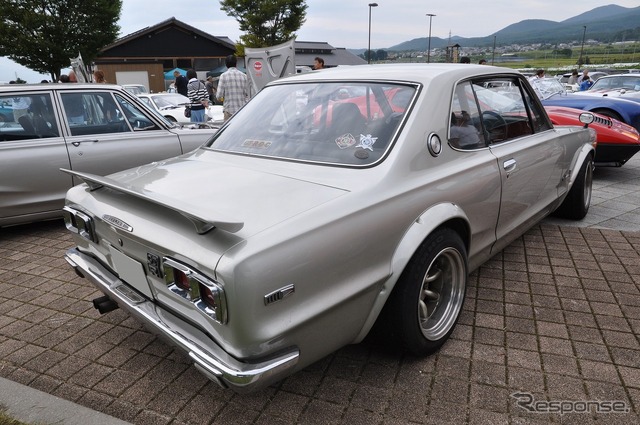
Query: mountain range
[[382, 4, 640, 52]]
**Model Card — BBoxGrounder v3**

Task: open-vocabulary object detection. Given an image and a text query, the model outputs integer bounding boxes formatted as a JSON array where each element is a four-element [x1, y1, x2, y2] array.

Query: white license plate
[[109, 246, 153, 299]]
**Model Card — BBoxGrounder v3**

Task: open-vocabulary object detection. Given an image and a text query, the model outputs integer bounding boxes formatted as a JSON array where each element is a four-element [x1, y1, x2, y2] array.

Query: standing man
[[174, 70, 188, 97], [313, 57, 325, 70], [216, 55, 248, 121], [205, 75, 216, 103]]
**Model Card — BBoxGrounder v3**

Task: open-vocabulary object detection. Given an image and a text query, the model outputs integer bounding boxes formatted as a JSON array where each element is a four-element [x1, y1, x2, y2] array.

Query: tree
[[0, 0, 121, 81], [220, 0, 307, 48], [364, 49, 377, 62], [376, 49, 388, 61]]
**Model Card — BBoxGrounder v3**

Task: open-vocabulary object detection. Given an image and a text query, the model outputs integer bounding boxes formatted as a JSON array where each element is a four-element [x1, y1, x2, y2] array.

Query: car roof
[[270, 63, 521, 87], [598, 74, 638, 79], [0, 83, 124, 92]]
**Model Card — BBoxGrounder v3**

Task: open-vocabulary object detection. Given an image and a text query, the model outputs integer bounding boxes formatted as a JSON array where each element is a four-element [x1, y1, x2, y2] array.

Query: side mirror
[[579, 112, 595, 128]]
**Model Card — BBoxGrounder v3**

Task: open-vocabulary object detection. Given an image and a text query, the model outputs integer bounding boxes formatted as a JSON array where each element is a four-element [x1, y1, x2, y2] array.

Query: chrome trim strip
[[264, 284, 295, 305], [64, 248, 299, 392]]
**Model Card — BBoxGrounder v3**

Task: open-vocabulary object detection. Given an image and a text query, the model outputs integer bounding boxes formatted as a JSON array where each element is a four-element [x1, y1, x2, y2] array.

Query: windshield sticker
[[242, 139, 272, 149], [335, 133, 357, 149], [356, 134, 378, 151]]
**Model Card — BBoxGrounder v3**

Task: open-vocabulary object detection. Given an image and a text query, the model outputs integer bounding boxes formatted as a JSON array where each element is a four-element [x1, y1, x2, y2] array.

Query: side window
[[114, 94, 160, 131], [62, 92, 129, 136], [472, 78, 533, 145], [449, 81, 485, 149], [0, 94, 60, 141]]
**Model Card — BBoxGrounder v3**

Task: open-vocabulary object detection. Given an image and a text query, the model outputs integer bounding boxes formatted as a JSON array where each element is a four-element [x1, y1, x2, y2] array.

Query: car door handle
[[503, 158, 517, 173], [71, 140, 99, 147]]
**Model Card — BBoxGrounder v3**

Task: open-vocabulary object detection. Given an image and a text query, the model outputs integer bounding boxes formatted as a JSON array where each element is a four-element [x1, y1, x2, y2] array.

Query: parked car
[[557, 71, 608, 92], [545, 106, 640, 166], [0, 83, 219, 227], [122, 84, 148, 95], [576, 73, 640, 99], [479, 80, 639, 166], [137, 92, 224, 124], [530, 77, 640, 132], [63, 64, 596, 392]]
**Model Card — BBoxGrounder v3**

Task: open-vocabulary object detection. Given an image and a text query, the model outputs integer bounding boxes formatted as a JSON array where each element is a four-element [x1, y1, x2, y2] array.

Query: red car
[[545, 106, 640, 167]]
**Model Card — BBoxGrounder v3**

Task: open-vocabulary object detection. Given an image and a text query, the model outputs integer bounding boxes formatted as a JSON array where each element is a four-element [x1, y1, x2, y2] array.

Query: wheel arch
[[590, 108, 623, 122], [568, 144, 595, 188], [352, 203, 470, 343]]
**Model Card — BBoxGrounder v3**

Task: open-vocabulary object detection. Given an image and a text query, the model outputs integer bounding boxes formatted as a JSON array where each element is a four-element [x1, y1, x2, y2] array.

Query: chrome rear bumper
[[64, 248, 299, 393]]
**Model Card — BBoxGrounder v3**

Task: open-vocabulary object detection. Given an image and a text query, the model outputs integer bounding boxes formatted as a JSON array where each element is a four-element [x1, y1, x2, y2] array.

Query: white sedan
[[138, 93, 224, 124]]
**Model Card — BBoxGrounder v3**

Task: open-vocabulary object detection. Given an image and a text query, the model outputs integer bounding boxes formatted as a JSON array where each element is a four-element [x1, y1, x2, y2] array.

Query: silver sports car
[[63, 64, 596, 392]]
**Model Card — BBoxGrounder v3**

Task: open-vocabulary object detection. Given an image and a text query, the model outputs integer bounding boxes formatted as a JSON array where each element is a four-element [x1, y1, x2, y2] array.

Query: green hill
[[384, 5, 640, 51]]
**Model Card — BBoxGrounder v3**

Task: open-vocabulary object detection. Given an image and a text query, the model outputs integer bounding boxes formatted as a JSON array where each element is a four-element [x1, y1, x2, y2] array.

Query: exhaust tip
[[92, 295, 119, 314]]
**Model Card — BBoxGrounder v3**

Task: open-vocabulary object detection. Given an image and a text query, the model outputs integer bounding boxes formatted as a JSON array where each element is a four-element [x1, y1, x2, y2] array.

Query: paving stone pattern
[[1, 221, 638, 424]]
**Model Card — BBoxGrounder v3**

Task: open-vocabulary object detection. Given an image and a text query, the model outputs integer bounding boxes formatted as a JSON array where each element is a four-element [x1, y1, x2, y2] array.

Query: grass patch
[[0, 408, 32, 425]]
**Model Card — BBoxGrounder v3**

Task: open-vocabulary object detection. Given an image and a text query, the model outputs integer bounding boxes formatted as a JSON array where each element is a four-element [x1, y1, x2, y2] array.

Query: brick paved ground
[[1, 219, 638, 425]]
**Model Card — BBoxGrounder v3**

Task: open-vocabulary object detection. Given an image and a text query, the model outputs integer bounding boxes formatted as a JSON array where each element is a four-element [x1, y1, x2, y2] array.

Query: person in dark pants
[[174, 70, 188, 97]]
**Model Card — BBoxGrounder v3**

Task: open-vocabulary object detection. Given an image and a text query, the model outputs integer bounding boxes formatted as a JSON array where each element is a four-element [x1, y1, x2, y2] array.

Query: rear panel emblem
[[102, 215, 133, 232]]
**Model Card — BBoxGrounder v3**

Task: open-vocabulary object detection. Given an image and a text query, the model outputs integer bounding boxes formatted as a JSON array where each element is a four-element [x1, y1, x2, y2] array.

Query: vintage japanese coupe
[[63, 64, 596, 392]]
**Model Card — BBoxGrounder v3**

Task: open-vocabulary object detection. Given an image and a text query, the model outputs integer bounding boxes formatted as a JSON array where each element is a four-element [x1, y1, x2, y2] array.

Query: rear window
[[206, 82, 417, 166]]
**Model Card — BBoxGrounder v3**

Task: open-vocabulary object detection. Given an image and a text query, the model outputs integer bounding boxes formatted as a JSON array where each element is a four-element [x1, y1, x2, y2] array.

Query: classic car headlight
[[62, 206, 96, 243], [163, 258, 228, 324]]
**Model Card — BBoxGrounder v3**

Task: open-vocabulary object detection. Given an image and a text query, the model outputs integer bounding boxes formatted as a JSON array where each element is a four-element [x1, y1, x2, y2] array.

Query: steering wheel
[[482, 111, 506, 128], [481, 111, 508, 141]]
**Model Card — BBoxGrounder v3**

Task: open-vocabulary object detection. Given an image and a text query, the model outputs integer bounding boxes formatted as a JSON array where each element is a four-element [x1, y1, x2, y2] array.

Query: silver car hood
[[62, 155, 348, 237]]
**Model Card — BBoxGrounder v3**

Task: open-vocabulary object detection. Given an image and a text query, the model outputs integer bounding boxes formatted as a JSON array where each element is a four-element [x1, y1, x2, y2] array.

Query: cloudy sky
[[2, 0, 638, 82]]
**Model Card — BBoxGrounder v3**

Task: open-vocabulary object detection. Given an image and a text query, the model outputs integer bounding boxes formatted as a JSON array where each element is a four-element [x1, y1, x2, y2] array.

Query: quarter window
[[450, 82, 486, 149]]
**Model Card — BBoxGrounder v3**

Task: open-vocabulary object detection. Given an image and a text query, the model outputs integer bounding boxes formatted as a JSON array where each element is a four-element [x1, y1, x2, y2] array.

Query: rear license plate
[[109, 245, 153, 299]]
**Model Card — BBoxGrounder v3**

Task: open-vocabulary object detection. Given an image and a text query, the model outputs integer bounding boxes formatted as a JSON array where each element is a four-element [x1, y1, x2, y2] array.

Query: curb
[[0, 377, 132, 425]]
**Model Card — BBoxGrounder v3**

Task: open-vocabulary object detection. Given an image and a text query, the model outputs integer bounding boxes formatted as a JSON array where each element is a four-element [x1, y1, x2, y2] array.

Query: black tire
[[384, 228, 468, 356], [553, 155, 593, 220]]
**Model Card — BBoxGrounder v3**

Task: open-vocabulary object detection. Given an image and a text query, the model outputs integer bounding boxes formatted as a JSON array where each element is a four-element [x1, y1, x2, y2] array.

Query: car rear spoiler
[[60, 169, 244, 234]]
